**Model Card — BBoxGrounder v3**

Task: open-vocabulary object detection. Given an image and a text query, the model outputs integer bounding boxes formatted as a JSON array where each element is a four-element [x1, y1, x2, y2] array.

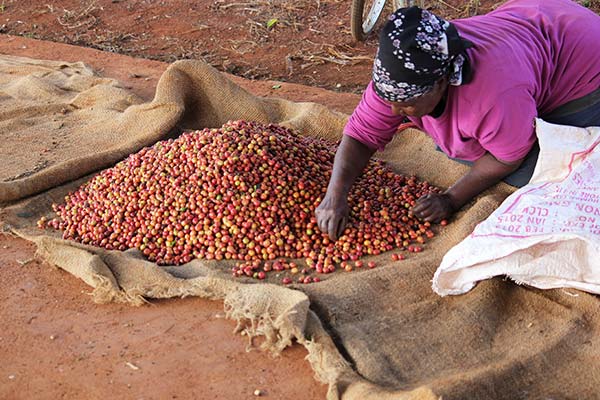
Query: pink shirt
[[344, 0, 600, 162]]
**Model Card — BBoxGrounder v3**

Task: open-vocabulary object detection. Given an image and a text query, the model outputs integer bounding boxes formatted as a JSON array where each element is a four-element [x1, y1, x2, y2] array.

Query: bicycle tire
[[350, 0, 387, 41], [392, 0, 415, 11], [350, 0, 416, 42]]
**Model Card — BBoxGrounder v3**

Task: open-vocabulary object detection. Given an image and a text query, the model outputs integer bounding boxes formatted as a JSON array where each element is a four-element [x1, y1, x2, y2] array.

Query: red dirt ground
[[8, 0, 588, 93], [2, 1, 600, 399], [0, 234, 324, 400], [0, 36, 351, 400], [2, 0, 596, 92]]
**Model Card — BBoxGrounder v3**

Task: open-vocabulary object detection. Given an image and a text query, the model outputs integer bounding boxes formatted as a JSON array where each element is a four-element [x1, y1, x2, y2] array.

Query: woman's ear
[[435, 75, 450, 88], [432, 75, 449, 96]]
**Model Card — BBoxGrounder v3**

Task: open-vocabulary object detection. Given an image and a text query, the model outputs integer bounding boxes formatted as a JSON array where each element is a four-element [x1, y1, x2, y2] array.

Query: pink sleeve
[[344, 81, 405, 151], [476, 89, 537, 162]]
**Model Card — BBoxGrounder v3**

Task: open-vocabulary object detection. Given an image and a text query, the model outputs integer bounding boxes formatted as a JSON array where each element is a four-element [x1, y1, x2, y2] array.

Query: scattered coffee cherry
[[36, 216, 47, 229], [407, 245, 424, 253]]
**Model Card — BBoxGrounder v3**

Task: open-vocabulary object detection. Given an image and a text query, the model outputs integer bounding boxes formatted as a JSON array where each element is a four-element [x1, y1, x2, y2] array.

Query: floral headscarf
[[372, 6, 473, 102]]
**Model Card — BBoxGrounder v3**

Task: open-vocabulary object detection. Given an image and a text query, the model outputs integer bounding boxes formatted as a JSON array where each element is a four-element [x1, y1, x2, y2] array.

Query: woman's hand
[[412, 152, 525, 223], [315, 135, 376, 241], [315, 194, 349, 241], [412, 193, 455, 223]]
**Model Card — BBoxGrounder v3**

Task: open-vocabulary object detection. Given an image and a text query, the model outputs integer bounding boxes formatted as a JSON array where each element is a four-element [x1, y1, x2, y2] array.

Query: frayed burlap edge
[[15, 229, 440, 400]]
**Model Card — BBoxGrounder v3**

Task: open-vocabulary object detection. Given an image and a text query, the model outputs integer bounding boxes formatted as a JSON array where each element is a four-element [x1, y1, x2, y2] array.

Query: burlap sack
[[2, 55, 599, 400]]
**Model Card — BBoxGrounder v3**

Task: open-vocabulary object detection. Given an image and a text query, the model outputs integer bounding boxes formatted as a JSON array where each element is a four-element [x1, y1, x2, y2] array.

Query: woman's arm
[[412, 152, 523, 222], [315, 135, 376, 240], [414, 88, 537, 222], [316, 82, 403, 240]]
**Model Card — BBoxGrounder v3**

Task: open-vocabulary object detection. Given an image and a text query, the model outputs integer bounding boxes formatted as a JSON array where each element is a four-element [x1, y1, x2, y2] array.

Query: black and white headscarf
[[373, 6, 473, 102]]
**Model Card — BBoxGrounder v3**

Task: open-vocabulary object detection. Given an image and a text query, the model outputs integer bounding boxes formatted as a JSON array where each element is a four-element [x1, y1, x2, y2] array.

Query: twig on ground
[[434, 0, 462, 12], [57, 1, 99, 30], [222, 39, 259, 55], [125, 361, 140, 370], [287, 43, 370, 70]]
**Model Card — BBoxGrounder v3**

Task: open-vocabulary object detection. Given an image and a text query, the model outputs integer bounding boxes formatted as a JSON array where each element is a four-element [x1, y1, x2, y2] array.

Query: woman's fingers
[[327, 215, 344, 241], [316, 209, 344, 241], [331, 216, 347, 240], [327, 218, 336, 241], [316, 211, 327, 233], [315, 195, 350, 241], [422, 211, 439, 222], [337, 216, 348, 239], [412, 194, 432, 213], [412, 194, 450, 222], [413, 197, 434, 218]]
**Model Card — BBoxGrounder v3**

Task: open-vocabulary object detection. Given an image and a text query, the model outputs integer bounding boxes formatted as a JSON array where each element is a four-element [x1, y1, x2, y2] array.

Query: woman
[[316, 0, 600, 240]]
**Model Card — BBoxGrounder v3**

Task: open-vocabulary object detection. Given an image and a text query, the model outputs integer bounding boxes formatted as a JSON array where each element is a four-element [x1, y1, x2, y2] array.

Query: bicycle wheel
[[392, 0, 416, 11], [350, 0, 416, 41]]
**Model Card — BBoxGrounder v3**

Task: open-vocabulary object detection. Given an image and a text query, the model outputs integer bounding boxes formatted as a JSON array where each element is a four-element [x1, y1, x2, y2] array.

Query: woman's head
[[387, 75, 448, 117], [372, 6, 472, 112]]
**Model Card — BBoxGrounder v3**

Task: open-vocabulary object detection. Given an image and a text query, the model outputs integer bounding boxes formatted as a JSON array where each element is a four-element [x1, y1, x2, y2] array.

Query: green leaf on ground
[[266, 18, 278, 29]]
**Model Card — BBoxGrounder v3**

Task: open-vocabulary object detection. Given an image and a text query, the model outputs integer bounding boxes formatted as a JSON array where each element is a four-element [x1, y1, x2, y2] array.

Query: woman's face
[[387, 77, 449, 118]]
